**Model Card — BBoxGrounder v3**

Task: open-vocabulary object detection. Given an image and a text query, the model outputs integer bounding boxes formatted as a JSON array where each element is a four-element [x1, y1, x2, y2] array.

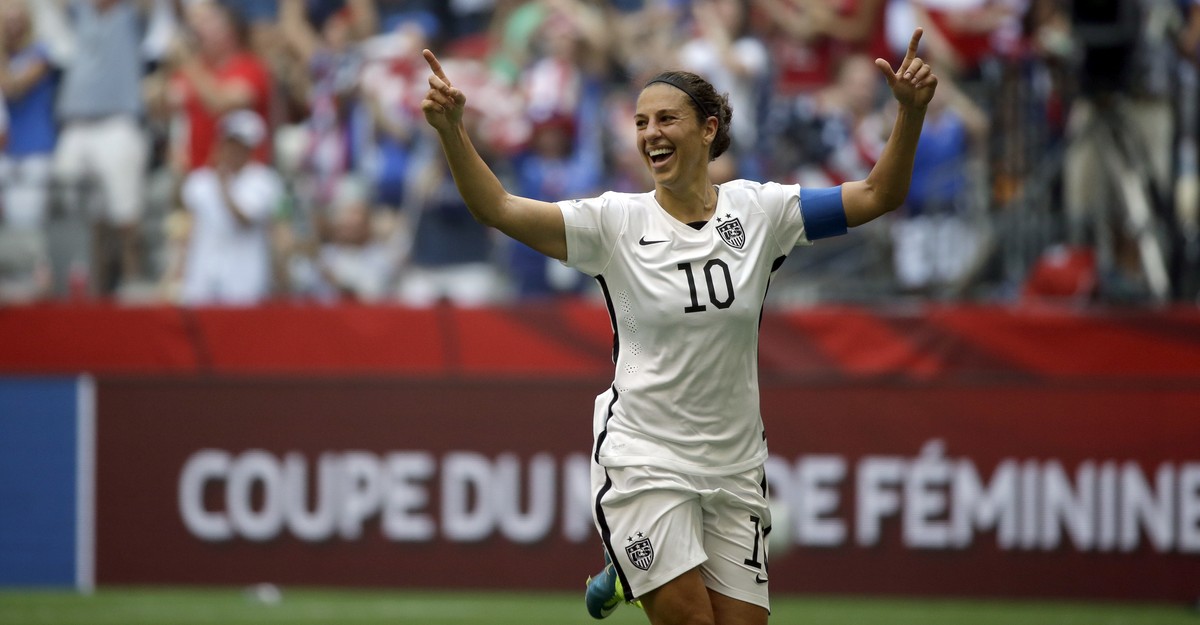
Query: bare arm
[[167, 34, 256, 114], [842, 28, 938, 227], [420, 49, 567, 261], [178, 58, 256, 114], [936, 71, 988, 144], [346, 0, 379, 41], [754, 0, 825, 41], [693, 1, 759, 79], [280, 0, 321, 65], [816, 0, 887, 44], [0, 52, 50, 99]]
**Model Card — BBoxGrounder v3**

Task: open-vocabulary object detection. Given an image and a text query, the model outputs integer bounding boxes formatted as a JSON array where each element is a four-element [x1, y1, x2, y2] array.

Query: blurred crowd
[[0, 0, 1198, 307]]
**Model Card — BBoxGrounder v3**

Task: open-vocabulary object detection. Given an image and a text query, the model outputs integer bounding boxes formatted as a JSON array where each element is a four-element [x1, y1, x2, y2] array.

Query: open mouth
[[647, 147, 675, 167]]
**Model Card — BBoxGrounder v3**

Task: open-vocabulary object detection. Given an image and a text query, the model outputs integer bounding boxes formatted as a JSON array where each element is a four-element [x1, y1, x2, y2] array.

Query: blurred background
[[2, 0, 1200, 623], [0, 0, 1195, 306]]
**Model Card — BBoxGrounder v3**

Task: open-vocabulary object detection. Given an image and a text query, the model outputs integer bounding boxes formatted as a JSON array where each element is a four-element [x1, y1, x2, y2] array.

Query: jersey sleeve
[[759, 181, 808, 252], [557, 192, 627, 276]]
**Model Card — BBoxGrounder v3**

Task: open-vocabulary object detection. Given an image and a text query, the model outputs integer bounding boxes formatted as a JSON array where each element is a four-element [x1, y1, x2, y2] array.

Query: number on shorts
[[744, 514, 764, 569]]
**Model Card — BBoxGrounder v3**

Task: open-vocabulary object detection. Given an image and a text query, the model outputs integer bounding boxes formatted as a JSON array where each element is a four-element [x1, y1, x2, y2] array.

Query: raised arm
[[0, 49, 50, 99], [280, 0, 321, 65], [420, 49, 567, 261], [842, 28, 938, 227]]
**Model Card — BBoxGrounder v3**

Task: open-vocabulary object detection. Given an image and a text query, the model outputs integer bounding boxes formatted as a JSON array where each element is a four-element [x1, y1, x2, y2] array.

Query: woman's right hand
[[420, 49, 466, 134]]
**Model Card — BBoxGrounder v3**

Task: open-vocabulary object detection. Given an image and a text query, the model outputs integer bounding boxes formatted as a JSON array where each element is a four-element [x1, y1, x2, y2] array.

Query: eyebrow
[[634, 106, 687, 120]]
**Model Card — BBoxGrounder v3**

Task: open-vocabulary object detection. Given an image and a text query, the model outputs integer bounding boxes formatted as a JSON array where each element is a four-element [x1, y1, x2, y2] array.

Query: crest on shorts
[[716, 216, 745, 249], [625, 533, 654, 571]]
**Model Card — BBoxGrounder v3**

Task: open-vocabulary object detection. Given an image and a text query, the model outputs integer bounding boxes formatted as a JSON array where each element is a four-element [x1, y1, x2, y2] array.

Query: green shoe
[[584, 551, 623, 619]]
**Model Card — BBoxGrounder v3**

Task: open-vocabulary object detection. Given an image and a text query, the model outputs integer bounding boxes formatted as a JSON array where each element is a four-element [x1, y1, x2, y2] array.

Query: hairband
[[645, 76, 713, 122]]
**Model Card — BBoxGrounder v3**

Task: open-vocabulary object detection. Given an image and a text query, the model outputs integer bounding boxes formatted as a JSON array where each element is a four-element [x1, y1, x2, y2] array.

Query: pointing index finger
[[422, 48, 452, 86], [903, 28, 924, 66]]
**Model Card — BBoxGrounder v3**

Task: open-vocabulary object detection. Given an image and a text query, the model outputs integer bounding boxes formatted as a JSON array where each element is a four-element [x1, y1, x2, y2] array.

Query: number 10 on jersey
[[677, 260, 735, 313]]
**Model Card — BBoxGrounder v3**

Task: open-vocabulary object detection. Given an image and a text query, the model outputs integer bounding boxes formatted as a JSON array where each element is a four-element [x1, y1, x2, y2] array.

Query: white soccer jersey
[[559, 179, 844, 476]]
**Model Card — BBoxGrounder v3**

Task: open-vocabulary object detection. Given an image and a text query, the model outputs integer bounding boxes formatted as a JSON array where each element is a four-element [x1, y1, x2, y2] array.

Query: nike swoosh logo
[[755, 575, 769, 584], [639, 237, 669, 246]]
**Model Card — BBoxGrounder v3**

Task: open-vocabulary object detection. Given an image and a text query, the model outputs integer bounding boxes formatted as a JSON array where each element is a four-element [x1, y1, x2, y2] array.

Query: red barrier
[[0, 305, 199, 373], [11, 303, 1200, 598], [95, 378, 1200, 600], [5, 303, 1200, 379]]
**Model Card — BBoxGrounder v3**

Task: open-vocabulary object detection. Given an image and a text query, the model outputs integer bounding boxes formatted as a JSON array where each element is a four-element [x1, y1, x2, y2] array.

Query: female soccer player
[[420, 29, 937, 625]]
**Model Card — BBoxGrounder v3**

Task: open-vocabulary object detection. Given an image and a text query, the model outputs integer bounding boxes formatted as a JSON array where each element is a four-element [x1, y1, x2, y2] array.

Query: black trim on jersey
[[594, 467, 636, 601], [770, 255, 788, 273], [591, 278, 631, 596], [759, 255, 788, 328], [595, 275, 619, 364], [593, 385, 620, 463]]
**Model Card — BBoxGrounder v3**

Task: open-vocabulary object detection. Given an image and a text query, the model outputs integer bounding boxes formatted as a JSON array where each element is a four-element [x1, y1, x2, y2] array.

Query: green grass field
[[0, 588, 1196, 625]]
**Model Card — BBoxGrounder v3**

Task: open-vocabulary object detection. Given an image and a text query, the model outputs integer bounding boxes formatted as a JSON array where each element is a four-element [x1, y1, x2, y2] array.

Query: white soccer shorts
[[591, 461, 772, 612]]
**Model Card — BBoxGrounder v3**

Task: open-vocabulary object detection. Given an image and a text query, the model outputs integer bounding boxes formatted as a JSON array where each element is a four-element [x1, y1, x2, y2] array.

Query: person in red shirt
[[755, 0, 891, 97], [166, 2, 272, 173]]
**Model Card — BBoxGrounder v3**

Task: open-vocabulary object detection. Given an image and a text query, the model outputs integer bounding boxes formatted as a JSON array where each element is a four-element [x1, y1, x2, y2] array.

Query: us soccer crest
[[716, 216, 745, 249], [625, 533, 654, 571]]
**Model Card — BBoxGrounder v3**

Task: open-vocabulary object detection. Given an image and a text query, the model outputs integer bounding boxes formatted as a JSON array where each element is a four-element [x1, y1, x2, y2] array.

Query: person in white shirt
[[180, 109, 282, 306], [419, 29, 937, 625]]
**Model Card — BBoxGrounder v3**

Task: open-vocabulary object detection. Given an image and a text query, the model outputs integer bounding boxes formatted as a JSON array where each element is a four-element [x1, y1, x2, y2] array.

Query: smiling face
[[634, 83, 715, 190]]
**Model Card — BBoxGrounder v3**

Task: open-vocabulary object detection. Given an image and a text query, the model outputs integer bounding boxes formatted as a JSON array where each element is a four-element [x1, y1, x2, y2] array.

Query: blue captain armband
[[799, 186, 847, 240]]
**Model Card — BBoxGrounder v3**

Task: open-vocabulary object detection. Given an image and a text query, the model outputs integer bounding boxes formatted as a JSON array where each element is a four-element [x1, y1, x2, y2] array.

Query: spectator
[[1060, 0, 1185, 300], [486, 0, 546, 84], [506, 0, 608, 133], [279, 0, 379, 212], [290, 175, 398, 302], [213, 1, 296, 135], [600, 84, 655, 193], [755, 0, 890, 96], [0, 227, 52, 303], [508, 81, 605, 299], [605, 0, 687, 85], [773, 54, 889, 187], [166, 1, 272, 174], [755, 0, 891, 188], [437, 0, 495, 52], [900, 0, 1023, 79], [224, 0, 278, 21], [489, 0, 607, 83], [678, 0, 770, 178], [356, 10, 434, 210], [50, 0, 174, 296], [888, 73, 990, 293], [179, 110, 283, 305], [0, 87, 49, 303], [395, 129, 504, 307], [0, 0, 57, 231]]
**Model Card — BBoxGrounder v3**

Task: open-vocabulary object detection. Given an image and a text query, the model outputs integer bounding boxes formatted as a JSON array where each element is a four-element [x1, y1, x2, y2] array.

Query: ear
[[702, 115, 719, 145]]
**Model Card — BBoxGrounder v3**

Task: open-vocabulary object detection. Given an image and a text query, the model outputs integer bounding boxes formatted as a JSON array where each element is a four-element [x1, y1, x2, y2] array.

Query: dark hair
[[643, 71, 733, 161]]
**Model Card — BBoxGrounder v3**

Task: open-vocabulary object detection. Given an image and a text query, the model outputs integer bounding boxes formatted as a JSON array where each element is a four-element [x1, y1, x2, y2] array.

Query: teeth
[[648, 148, 673, 157]]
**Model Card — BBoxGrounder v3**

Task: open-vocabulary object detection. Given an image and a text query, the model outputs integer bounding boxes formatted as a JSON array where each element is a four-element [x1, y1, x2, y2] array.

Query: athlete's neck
[[654, 180, 718, 225]]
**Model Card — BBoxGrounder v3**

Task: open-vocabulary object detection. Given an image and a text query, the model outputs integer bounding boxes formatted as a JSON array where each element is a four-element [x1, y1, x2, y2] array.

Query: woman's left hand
[[875, 28, 938, 109]]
